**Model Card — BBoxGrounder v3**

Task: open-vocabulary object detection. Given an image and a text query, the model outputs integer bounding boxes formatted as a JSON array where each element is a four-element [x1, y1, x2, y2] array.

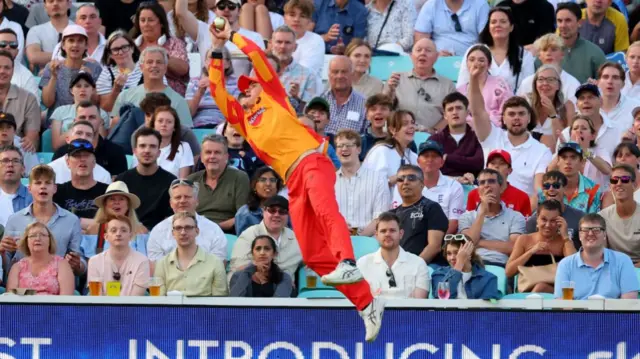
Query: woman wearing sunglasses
[[431, 234, 502, 299], [97, 31, 143, 113], [235, 166, 285, 235], [506, 200, 576, 293]]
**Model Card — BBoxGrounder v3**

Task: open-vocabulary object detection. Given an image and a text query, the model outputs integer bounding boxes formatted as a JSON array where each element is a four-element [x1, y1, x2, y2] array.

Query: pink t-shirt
[[88, 249, 150, 296], [458, 75, 513, 127], [17, 256, 64, 295]]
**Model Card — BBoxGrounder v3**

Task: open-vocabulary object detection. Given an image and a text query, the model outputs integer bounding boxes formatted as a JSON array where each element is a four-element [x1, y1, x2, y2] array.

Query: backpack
[[107, 103, 145, 155]]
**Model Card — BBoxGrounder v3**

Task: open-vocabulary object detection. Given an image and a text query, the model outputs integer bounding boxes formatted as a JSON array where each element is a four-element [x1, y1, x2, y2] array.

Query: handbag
[[517, 253, 557, 293], [373, 1, 395, 50]]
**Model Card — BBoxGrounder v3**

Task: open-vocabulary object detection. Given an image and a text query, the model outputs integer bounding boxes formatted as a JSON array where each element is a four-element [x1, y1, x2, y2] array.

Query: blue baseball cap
[[575, 83, 600, 98], [418, 140, 444, 157], [558, 142, 583, 156]]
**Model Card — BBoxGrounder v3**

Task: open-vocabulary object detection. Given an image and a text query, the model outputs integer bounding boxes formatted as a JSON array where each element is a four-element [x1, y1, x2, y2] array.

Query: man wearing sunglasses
[[0, 29, 38, 99], [48, 134, 112, 186], [600, 164, 640, 267]]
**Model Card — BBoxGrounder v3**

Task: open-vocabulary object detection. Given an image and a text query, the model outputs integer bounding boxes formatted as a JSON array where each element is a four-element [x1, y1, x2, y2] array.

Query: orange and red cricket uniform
[[208, 32, 373, 310]]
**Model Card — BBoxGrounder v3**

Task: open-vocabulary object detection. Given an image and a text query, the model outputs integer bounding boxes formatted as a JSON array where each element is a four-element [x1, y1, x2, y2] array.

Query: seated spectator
[[358, 212, 429, 299], [300, 100, 341, 168], [602, 142, 640, 207], [580, 0, 629, 55], [466, 150, 532, 218], [131, 2, 189, 96], [1, 165, 85, 276], [457, 45, 513, 127], [506, 200, 577, 293], [598, 62, 640, 132], [147, 179, 227, 262], [240, 0, 285, 40], [198, 121, 263, 178], [87, 216, 150, 296], [430, 92, 484, 178], [335, 129, 390, 237], [321, 56, 367, 135], [312, 0, 367, 55], [526, 171, 585, 249], [26, 1, 78, 29], [97, 31, 144, 113], [599, 164, 640, 266], [390, 165, 448, 266], [392, 140, 465, 235], [2, 2, 27, 48], [360, 94, 392, 161], [366, 0, 415, 53], [188, 134, 250, 232], [431, 235, 502, 299], [85, 181, 148, 257], [0, 29, 38, 98], [554, 213, 639, 299], [40, 25, 102, 122], [49, 137, 112, 186], [363, 110, 418, 187], [545, 142, 602, 213], [623, 41, 640, 98], [0, 145, 33, 227], [230, 235, 295, 297], [517, 34, 580, 104], [389, 38, 456, 131], [25, 0, 73, 69], [50, 73, 111, 149], [116, 128, 176, 229], [154, 211, 229, 296], [52, 103, 128, 179], [524, 65, 574, 150], [95, 0, 139, 36], [499, 0, 554, 47], [460, 169, 526, 267], [457, 7, 535, 93], [345, 40, 384, 99], [50, 3, 106, 63], [231, 196, 302, 278], [284, 0, 325, 78], [414, 0, 489, 57], [52, 138, 109, 230], [235, 167, 284, 235], [5, 222, 75, 295], [0, 113, 38, 175], [111, 47, 193, 128]]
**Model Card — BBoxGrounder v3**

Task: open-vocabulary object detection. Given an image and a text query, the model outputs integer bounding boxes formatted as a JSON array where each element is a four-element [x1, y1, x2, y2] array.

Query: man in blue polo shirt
[[554, 213, 639, 299], [311, 0, 368, 54]]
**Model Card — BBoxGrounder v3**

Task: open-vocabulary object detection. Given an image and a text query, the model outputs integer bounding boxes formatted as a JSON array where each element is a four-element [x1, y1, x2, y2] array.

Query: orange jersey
[[208, 32, 325, 180]]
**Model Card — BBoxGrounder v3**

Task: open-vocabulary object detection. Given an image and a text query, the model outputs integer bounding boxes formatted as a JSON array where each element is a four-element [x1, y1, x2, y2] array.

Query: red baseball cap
[[238, 74, 259, 93], [487, 149, 511, 166]]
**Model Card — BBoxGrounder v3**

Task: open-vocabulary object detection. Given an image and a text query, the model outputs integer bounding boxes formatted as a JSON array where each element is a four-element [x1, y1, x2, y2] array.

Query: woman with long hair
[[362, 110, 418, 187], [235, 166, 284, 235], [457, 7, 534, 93], [97, 31, 143, 112], [145, 106, 194, 178], [345, 39, 384, 98], [229, 235, 294, 297]]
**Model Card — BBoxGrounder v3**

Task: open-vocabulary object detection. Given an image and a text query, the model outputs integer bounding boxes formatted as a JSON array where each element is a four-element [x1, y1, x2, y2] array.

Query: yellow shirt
[[581, 7, 629, 52], [154, 246, 228, 296]]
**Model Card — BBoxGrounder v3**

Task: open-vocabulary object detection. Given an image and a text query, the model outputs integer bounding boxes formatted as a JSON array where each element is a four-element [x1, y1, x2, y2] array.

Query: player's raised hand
[[209, 17, 232, 46]]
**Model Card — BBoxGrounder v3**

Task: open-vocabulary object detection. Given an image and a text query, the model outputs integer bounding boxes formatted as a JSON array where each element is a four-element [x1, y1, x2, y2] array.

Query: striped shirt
[[335, 166, 391, 228], [96, 65, 144, 96], [322, 89, 367, 135]]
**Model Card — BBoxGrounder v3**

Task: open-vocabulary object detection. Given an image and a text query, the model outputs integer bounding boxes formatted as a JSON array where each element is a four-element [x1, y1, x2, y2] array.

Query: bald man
[[321, 56, 367, 136], [386, 38, 456, 131]]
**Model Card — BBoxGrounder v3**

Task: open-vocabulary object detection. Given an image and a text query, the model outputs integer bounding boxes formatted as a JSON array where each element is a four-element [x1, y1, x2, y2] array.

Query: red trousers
[[288, 153, 373, 311]]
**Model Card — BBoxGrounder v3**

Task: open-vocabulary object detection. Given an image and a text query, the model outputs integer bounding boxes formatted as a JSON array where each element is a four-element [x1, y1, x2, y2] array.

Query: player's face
[[245, 82, 262, 106]]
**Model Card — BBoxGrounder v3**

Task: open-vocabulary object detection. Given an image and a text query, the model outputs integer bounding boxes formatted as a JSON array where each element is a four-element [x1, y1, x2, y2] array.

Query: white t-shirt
[[0, 188, 16, 226], [362, 144, 418, 181], [357, 247, 430, 298], [167, 10, 213, 65], [391, 172, 465, 220], [601, 95, 640, 133], [293, 31, 325, 78], [12, 63, 39, 101], [0, 18, 24, 64], [51, 33, 106, 62], [132, 141, 194, 178], [48, 155, 112, 185], [26, 21, 75, 54], [517, 70, 580, 104], [227, 28, 265, 76], [481, 125, 553, 194], [270, 12, 285, 30]]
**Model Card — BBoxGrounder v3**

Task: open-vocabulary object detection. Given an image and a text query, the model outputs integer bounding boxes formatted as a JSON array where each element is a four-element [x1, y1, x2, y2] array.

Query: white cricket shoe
[[359, 297, 385, 342], [320, 261, 364, 286]]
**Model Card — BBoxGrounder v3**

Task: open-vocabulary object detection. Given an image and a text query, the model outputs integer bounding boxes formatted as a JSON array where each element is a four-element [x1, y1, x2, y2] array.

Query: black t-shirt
[[95, 0, 145, 36], [115, 167, 176, 229], [501, 0, 556, 47], [4, 4, 29, 35], [391, 196, 449, 266], [53, 137, 128, 177], [53, 182, 109, 219]]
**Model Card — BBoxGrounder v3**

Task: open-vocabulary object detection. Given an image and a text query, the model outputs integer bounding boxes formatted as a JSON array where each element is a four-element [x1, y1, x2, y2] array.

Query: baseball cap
[[418, 140, 444, 157], [217, 0, 242, 5], [0, 112, 17, 129], [487, 149, 512, 166], [69, 71, 96, 89], [237, 74, 259, 93], [575, 83, 600, 98], [305, 97, 330, 114], [67, 139, 95, 156], [632, 106, 640, 118], [62, 24, 88, 40], [263, 195, 289, 210], [558, 142, 583, 156]]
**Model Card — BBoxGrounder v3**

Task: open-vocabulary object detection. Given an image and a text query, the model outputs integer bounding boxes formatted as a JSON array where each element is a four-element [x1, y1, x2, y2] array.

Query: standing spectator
[[598, 62, 640, 131], [360, 94, 392, 161], [147, 179, 227, 262], [526, 171, 585, 249], [580, 0, 629, 54], [95, 0, 144, 36], [555, 2, 606, 84], [366, 0, 415, 53], [284, 0, 324, 78], [335, 129, 390, 237], [389, 38, 456, 131], [25, 0, 72, 69], [390, 165, 448, 266], [311, 0, 368, 55], [234, 167, 284, 235], [357, 212, 429, 299], [430, 92, 484, 178], [0, 145, 32, 227], [623, 41, 640, 98], [413, 0, 489, 57], [499, 0, 555, 47], [187, 134, 250, 233], [321, 56, 366, 135], [116, 128, 176, 230], [48, 138, 112, 186], [0, 113, 37, 176], [51, 4, 106, 62], [554, 213, 639, 299], [459, 169, 526, 267], [0, 29, 37, 98], [456, 7, 535, 93], [154, 211, 229, 296], [345, 40, 384, 99]]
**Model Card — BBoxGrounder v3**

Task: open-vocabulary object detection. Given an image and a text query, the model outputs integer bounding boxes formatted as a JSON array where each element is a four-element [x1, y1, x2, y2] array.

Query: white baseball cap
[[62, 24, 88, 40]]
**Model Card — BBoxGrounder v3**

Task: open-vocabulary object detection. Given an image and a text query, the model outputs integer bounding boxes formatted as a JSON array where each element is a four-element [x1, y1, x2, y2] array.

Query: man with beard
[[469, 61, 552, 195], [25, 0, 72, 68]]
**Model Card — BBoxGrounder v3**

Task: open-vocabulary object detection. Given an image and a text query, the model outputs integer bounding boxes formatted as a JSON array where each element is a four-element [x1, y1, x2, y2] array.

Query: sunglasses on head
[[610, 176, 632, 185], [0, 41, 18, 50], [170, 178, 195, 188], [444, 234, 468, 242], [216, 2, 238, 10], [397, 174, 420, 183], [70, 141, 92, 149], [386, 268, 397, 288], [265, 206, 288, 215], [543, 182, 562, 190]]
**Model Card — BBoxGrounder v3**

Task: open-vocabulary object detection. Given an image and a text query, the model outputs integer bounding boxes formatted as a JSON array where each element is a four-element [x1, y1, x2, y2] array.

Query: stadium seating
[[41, 129, 53, 153], [20, 178, 28, 186], [351, 236, 379, 259], [126, 155, 134, 169], [193, 129, 214, 145], [225, 234, 238, 263], [433, 56, 462, 83], [413, 132, 430, 148], [36, 152, 53, 165], [485, 265, 507, 295], [298, 289, 346, 299], [502, 293, 554, 300], [370, 56, 413, 81]]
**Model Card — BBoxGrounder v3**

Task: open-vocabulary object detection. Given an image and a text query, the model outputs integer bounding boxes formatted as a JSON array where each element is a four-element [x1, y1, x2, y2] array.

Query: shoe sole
[[320, 275, 364, 286]]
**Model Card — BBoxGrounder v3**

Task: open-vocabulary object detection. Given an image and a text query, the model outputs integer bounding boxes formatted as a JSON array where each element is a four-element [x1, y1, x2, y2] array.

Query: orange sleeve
[[208, 52, 247, 137]]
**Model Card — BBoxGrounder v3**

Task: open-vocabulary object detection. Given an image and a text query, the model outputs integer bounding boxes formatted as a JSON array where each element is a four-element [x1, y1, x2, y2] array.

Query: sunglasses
[[417, 88, 431, 102], [397, 174, 420, 183], [265, 206, 288, 215], [610, 176, 632, 185], [171, 178, 195, 188], [451, 13, 462, 32], [70, 141, 92, 149], [113, 271, 121, 282], [0, 41, 18, 50], [386, 268, 397, 288], [216, 2, 238, 11], [444, 234, 468, 242], [543, 182, 562, 190]]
